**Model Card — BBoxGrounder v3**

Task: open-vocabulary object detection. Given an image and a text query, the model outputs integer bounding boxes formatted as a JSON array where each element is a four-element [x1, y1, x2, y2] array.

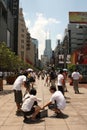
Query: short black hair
[[23, 71, 28, 76], [49, 86, 56, 91], [59, 69, 64, 74], [29, 88, 37, 95]]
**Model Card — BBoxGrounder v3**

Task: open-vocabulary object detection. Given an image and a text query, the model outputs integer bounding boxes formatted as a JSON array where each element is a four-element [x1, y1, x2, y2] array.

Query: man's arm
[[42, 101, 52, 109], [23, 81, 28, 89]]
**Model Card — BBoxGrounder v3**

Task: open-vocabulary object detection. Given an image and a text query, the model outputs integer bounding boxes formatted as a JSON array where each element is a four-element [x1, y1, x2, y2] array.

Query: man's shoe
[[16, 110, 23, 116], [56, 112, 63, 118]]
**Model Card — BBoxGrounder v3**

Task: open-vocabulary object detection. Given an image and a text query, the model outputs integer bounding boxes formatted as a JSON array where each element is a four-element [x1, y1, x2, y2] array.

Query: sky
[[20, 0, 87, 59]]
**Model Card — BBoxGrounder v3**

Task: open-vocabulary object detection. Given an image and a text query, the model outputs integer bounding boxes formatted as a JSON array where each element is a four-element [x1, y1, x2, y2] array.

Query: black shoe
[[56, 112, 63, 118], [16, 110, 23, 116], [24, 116, 29, 120], [23, 118, 29, 123], [75, 91, 79, 94]]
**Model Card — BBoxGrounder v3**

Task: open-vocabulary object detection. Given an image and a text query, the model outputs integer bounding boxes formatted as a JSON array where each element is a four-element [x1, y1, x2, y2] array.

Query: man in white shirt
[[21, 88, 41, 122], [57, 69, 65, 95], [42, 86, 66, 117], [72, 69, 82, 94], [13, 71, 28, 114]]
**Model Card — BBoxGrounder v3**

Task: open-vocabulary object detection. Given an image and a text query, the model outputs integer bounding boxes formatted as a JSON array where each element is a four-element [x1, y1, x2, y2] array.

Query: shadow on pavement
[[0, 90, 13, 95], [23, 118, 45, 124], [65, 96, 71, 103], [66, 101, 71, 103], [49, 113, 69, 119]]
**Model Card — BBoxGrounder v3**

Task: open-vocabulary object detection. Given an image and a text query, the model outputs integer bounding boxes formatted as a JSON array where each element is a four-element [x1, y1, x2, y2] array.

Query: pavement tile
[[45, 117, 66, 125], [0, 118, 6, 126], [45, 125, 69, 130], [0, 79, 87, 130], [22, 125, 45, 130], [0, 126, 22, 130], [68, 125, 87, 130], [3, 117, 23, 126], [65, 115, 87, 125]]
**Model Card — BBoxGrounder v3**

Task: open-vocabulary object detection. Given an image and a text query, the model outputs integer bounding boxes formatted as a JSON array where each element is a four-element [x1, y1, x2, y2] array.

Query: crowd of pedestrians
[[13, 67, 82, 121], [9, 66, 82, 123]]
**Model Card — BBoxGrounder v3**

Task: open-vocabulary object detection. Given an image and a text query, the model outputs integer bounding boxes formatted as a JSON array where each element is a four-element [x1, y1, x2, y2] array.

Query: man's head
[[23, 71, 28, 77], [29, 88, 37, 95], [59, 69, 64, 74], [49, 86, 56, 93]]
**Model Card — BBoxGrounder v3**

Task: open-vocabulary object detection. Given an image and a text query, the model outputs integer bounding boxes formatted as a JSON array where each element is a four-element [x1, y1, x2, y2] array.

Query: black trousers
[[58, 85, 64, 95]]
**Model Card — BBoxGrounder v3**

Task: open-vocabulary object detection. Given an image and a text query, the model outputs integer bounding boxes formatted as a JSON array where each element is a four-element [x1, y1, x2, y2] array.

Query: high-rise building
[[0, 0, 19, 54], [44, 39, 52, 61], [68, 23, 87, 53], [68, 12, 87, 54], [18, 8, 38, 67], [12, 0, 19, 54], [31, 38, 39, 67], [18, 8, 27, 62]]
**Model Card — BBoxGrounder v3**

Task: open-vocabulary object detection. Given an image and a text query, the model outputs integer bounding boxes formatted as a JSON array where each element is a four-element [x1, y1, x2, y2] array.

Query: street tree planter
[[0, 79, 3, 91], [6, 75, 17, 85]]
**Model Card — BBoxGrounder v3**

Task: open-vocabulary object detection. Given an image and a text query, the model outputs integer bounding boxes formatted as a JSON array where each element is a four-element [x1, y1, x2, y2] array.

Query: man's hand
[[41, 106, 45, 110]]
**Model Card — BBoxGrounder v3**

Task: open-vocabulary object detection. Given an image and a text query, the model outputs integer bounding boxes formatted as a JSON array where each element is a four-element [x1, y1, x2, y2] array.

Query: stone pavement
[[0, 79, 87, 130]]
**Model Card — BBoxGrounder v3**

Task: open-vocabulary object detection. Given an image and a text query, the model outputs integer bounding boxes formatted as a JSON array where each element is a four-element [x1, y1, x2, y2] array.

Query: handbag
[[36, 109, 48, 118]]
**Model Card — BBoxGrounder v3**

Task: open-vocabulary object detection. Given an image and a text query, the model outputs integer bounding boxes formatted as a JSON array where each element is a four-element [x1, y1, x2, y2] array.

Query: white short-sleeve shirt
[[72, 72, 80, 80], [21, 95, 41, 112], [57, 74, 64, 86], [50, 91, 66, 110], [13, 75, 26, 90]]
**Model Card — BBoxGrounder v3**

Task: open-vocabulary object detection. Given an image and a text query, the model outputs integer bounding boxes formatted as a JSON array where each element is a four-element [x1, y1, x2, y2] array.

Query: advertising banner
[[59, 54, 71, 64], [72, 45, 87, 64], [69, 12, 87, 24]]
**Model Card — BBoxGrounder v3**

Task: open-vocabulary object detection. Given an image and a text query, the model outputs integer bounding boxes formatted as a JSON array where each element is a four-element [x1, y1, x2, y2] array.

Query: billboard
[[59, 54, 71, 64], [72, 45, 87, 64], [69, 12, 87, 24]]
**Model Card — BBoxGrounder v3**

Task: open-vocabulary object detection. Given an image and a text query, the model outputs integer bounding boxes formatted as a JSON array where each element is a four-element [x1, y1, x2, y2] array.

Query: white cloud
[[25, 13, 60, 59], [25, 19, 31, 27], [56, 34, 63, 41]]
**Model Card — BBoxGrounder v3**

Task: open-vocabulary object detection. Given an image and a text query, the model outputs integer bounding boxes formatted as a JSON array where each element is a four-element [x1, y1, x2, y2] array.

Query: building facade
[[18, 8, 27, 62], [18, 8, 39, 67], [68, 12, 87, 54], [0, 0, 19, 54], [31, 38, 39, 67], [18, 8, 32, 64]]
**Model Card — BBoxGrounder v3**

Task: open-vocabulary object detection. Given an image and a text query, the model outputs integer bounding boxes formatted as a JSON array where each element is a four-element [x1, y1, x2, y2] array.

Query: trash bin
[[0, 78, 3, 91]]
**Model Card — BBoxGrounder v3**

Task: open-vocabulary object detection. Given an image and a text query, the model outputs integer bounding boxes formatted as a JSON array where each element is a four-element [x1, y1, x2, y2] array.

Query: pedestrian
[[72, 69, 82, 94], [49, 67, 57, 87], [57, 69, 65, 95], [63, 70, 68, 92], [13, 71, 28, 115], [0, 71, 3, 91], [44, 73, 50, 87], [21, 88, 41, 122], [42, 86, 66, 117]]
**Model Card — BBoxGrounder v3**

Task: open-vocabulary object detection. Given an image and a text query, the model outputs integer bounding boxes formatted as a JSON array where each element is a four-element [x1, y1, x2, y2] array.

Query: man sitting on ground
[[21, 88, 41, 122], [42, 86, 66, 117]]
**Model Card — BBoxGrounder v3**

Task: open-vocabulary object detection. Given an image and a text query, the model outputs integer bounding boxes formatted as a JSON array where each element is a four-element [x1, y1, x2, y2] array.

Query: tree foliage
[[0, 42, 31, 71]]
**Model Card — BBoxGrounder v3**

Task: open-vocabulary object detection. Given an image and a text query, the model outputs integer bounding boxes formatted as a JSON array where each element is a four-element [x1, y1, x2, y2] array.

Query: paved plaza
[[0, 79, 87, 130]]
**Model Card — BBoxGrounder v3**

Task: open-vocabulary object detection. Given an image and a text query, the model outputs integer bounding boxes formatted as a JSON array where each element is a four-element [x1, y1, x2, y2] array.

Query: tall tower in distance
[[44, 31, 52, 61]]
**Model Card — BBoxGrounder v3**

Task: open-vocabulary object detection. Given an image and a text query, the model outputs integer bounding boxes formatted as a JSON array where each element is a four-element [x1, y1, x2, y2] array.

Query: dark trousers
[[58, 85, 64, 95]]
